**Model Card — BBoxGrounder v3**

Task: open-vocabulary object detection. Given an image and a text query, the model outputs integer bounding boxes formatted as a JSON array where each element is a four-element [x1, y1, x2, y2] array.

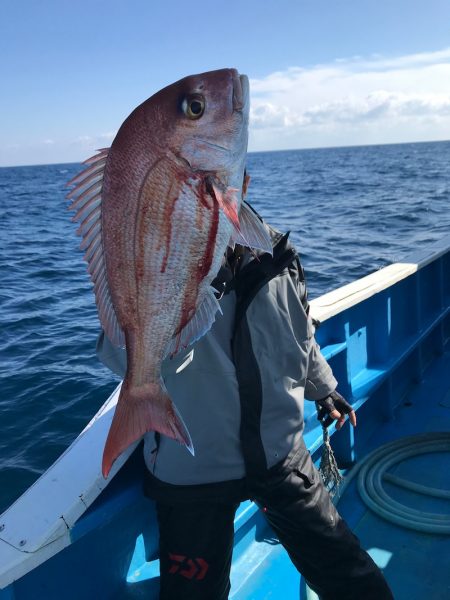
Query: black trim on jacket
[[231, 225, 308, 479]]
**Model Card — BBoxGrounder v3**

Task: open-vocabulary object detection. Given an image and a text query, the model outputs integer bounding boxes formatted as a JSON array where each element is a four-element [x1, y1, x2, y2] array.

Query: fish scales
[[67, 69, 272, 477]]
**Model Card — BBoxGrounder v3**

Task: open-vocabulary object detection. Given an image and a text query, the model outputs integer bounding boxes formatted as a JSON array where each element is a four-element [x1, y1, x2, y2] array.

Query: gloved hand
[[315, 390, 357, 430]]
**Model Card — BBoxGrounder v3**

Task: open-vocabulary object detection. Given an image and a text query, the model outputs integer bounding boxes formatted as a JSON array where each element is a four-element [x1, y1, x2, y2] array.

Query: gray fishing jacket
[[96, 222, 337, 486]]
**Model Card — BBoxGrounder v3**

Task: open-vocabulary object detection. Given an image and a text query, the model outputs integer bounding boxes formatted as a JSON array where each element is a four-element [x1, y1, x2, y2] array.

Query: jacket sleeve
[[96, 330, 127, 378], [304, 332, 337, 401], [296, 268, 337, 400]]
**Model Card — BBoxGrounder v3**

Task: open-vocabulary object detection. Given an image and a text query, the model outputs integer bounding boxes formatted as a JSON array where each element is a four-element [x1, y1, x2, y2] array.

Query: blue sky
[[1, 0, 450, 166]]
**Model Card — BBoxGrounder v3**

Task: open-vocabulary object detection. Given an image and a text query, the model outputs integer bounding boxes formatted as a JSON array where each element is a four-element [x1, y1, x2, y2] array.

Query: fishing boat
[[1, 234, 449, 600]]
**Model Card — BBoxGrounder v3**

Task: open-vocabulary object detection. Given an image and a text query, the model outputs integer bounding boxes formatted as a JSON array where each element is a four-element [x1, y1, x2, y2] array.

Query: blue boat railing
[[0, 234, 448, 599]]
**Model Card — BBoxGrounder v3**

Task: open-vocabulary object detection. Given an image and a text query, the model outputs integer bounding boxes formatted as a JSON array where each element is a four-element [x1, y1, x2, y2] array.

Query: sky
[[1, 0, 450, 166]]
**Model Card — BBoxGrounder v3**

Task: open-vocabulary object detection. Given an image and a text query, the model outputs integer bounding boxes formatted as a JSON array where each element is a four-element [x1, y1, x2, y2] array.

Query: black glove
[[315, 390, 354, 428]]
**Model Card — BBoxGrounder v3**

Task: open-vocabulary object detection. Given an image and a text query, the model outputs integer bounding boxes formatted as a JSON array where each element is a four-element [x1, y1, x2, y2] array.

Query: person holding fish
[[68, 69, 393, 599]]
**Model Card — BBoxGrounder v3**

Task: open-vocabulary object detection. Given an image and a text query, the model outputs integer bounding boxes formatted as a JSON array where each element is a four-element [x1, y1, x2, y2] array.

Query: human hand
[[315, 390, 357, 430]]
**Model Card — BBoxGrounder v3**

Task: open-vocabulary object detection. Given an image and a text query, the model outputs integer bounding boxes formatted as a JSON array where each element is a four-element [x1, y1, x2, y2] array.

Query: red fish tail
[[102, 382, 193, 478]]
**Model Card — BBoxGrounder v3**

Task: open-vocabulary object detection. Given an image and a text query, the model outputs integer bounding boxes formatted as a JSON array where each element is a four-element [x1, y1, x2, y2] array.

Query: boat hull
[[1, 235, 449, 599]]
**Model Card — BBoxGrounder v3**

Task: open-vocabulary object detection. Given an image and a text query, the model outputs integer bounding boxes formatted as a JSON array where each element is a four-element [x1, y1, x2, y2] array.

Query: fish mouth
[[232, 71, 249, 112]]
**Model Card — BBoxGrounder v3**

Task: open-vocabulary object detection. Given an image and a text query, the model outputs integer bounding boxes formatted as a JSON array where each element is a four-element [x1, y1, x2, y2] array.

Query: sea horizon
[[1, 140, 449, 513], [1, 137, 450, 169]]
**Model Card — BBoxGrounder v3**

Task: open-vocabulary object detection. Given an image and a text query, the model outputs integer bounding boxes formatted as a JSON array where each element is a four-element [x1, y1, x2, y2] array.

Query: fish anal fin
[[102, 382, 194, 478]]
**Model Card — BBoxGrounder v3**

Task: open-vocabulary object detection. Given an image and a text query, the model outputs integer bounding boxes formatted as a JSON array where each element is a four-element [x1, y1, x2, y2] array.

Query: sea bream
[[66, 68, 272, 478]]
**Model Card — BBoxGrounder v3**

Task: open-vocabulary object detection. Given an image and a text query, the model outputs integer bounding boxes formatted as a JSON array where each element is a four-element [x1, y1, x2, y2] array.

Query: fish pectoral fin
[[211, 181, 241, 230], [210, 181, 254, 249], [210, 180, 273, 255], [102, 382, 194, 478], [236, 202, 273, 255], [165, 287, 222, 358]]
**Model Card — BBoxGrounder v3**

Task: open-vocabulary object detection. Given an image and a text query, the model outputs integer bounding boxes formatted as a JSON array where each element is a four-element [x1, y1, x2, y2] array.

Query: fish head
[[143, 68, 249, 199], [102, 69, 250, 215]]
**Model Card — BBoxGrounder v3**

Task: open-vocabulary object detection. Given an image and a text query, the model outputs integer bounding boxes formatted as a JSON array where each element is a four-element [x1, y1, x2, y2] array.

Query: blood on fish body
[[66, 69, 273, 478]]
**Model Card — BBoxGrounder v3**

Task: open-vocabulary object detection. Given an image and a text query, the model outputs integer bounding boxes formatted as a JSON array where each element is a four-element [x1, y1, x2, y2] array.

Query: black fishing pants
[[156, 500, 238, 600], [148, 448, 393, 600], [249, 446, 394, 600]]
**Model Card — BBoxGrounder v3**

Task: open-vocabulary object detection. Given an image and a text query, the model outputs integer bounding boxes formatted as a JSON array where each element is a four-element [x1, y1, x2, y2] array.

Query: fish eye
[[181, 94, 205, 119]]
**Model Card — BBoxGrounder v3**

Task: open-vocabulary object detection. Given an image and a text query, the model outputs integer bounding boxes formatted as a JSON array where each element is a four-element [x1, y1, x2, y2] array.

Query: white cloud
[[248, 48, 450, 150], [3, 50, 450, 165], [72, 132, 115, 146], [67, 132, 117, 157]]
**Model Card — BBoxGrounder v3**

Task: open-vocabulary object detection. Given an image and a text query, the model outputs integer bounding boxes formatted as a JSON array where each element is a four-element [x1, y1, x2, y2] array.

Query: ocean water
[[0, 140, 449, 513]]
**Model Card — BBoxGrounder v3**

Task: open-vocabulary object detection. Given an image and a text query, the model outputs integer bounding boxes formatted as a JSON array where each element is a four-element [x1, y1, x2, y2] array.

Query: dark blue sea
[[1, 141, 449, 513]]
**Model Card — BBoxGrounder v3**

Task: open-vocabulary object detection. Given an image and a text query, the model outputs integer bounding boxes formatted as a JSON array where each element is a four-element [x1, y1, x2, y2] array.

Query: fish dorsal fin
[[66, 149, 125, 347], [164, 287, 222, 358]]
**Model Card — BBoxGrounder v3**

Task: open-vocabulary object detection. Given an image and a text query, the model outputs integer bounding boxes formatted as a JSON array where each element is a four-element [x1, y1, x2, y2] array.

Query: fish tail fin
[[102, 382, 194, 478]]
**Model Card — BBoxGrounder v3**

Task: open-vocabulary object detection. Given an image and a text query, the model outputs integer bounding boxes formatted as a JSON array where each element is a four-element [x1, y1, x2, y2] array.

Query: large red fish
[[66, 69, 272, 477]]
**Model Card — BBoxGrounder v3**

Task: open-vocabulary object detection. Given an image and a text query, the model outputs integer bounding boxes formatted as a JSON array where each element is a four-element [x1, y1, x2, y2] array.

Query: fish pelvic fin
[[164, 286, 222, 358], [102, 382, 194, 478]]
